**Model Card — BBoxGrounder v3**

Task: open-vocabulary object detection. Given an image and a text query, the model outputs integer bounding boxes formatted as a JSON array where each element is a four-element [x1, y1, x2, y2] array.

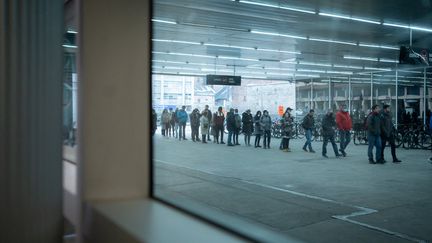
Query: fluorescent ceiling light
[[364, 67, 392, 71], [265, 67, 295, 71], [295, 74, 320, 78], [309, 38, 357, 46], [188, 62, 226, 67], [152, 39, 200, 45], [62, 44, 78, 48], [204, 43, 255, 50], [298, 61, 332, 67], [410, 26, 432, 32], [383, 22, 410, 29], [201, 68, 233, 72], [251, 30, 307, 40], [297, 69, 326, 73], [67, 30, 78, 34], [358, 43, 399, 50], [344, 55, 378, 61], [280, 60, 297, 64], [151, 19, 177, 25], [153, 51, 215, 59], [246, 66, 264, 69], [217, 56, 259, 61], [333, 64, 363, 69], [258, 48, 301, 55], [319, 12, 380, 24], [239, 0, 315, 14], [159, 66, 200, 71], [266, 72, 294, 76], [379, 58, 399, 63], [153, 60, 185, 64], [326, 71, 353, 75], [242, 75, 267, 79], [182, 22, 250, 32]]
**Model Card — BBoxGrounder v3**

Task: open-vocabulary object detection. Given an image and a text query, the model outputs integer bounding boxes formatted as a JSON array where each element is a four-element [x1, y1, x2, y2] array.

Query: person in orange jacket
[[336, 104, 352, 157]]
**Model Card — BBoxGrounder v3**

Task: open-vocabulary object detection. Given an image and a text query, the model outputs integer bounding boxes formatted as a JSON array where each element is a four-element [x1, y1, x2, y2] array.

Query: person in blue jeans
[[176, 106, 188, 140], [226, 108, 236, 146], [366, 105, 383, 164], [302, 109, 315, 153]]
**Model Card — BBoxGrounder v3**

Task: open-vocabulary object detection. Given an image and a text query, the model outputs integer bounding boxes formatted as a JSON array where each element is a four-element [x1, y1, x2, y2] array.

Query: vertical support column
[[328, 78, 331, 109], [182, 76, 186, 105], [161, 75, 165, 107], [396, 70, 398, 127], [348, 76, 352, 114], [370, 73, 374, 107], [310, 79, 313, 109], [424, 67, 427, 125], [0, 1, 64, 242]]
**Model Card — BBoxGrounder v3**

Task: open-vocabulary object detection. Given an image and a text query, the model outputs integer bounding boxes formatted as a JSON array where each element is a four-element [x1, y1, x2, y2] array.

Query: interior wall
[[0, 0, 64, 242]]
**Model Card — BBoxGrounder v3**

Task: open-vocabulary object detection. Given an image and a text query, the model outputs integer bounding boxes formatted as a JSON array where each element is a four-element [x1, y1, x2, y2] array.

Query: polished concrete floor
[[154, 133, 432, 243]]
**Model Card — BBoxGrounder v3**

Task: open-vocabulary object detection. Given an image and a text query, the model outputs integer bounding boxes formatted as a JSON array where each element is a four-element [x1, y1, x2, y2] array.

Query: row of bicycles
[[270, 120, 432, 150]]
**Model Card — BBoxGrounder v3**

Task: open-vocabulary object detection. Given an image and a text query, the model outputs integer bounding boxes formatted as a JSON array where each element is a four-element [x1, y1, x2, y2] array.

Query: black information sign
[[206, 75, 241, 86]]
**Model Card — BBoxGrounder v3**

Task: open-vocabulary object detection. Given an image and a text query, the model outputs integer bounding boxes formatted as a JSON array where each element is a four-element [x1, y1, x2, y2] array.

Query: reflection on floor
[[154, 134, 432, 243]]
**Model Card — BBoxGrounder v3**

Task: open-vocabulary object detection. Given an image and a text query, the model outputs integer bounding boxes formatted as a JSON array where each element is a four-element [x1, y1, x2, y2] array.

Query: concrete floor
[[154, 133, 432, 243]]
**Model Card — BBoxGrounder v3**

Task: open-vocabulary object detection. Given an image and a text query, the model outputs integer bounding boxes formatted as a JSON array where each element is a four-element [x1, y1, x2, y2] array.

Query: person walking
[[234, 109, 242, 145], [226, 108, 236, 146], [322, 109, 341, 158], [254, 111, 262, 148], [280, 108, 294, 152], [261, 110, 272, 149], [213, 106, 225, 144], [380, 104, 402, 163], [336, 104, 352, 157], [367, 105, 383, 164], [177, 106, 188, 140], [161, 109, 170, 136], [189, 108, 201, 142], [200, 111, 210, 143], [204, 105, 212, 141], [302, 109, 316, 153], [242, 109, 254, 146]]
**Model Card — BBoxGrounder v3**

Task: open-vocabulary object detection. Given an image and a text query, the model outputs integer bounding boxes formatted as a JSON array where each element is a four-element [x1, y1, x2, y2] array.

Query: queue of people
[[152, 103, 402, 165]]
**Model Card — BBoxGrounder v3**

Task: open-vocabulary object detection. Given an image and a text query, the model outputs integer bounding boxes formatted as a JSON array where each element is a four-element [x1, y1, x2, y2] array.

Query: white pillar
[[396, 70, 398, 126], [328, 78, 331, 109], [348, 76, 351, 113], [370, 73, 373, 107], [424, 68, 427, 125]]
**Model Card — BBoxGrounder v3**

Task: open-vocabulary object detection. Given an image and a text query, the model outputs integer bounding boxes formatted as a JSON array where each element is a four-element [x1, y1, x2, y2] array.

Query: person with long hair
[[242, 109, 253, 146], [254, 111, 262, 148]]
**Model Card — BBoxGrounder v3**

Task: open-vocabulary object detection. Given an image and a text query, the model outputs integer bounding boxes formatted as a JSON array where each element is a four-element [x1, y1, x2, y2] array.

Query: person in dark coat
[[242, 109, 254, 146], [280, 108, 294, 152], [367, 105, 383, 164], [213, 106, 225, 144], [380, 104, 401, 163], [234, 109, 242, 145], [226, 108, 236, 146], [204, 105, 212, 141], [254, 111, 262, 148], [260, 110, 272, 149], [321, 109, 341, 158], [302, 109, 315, 153], [152, 109, 157, 135], [189, 108, 201, 142]]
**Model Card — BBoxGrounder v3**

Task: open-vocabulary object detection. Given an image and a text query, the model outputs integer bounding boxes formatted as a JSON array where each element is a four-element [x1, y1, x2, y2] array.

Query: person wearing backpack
[[302, 109, 316, 153], [367, 105, 383, 164], [234, 109, 242, 145], [260, 110, 272, 149], [322, 109, 341, 158]]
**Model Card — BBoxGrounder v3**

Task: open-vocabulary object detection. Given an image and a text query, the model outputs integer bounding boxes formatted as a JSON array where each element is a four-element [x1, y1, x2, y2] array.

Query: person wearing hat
[[321, 109, 341, 158], [380, 104, 401, 163], [280, 107, 294, 152], [301, 109, 316, 153]]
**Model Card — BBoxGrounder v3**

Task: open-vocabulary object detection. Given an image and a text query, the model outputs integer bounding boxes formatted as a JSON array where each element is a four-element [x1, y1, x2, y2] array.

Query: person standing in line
[[168, 107, 174, 137], [380, 104, 402, 163], [172, 108, 179, 138], [234, 109, 242, 145], [204, 105, 212, 141], [189, 108, 201, 142], [336, 104, 352, 157], [152, 109, 157, 136], [302, 109, 316, 153], [261, 110, 272, 149], [213, 106, 225, 144], [280, 108, 294, 152], [322, 109, 341, 158], [177, 106, 188, 140], [161, 109, 170, 137], [200, 111, 210, 143], [226, 108, 236, 146], [254, 111, 262, 148], [367, 105, 383, 164], [242, 109, 254, 146]]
